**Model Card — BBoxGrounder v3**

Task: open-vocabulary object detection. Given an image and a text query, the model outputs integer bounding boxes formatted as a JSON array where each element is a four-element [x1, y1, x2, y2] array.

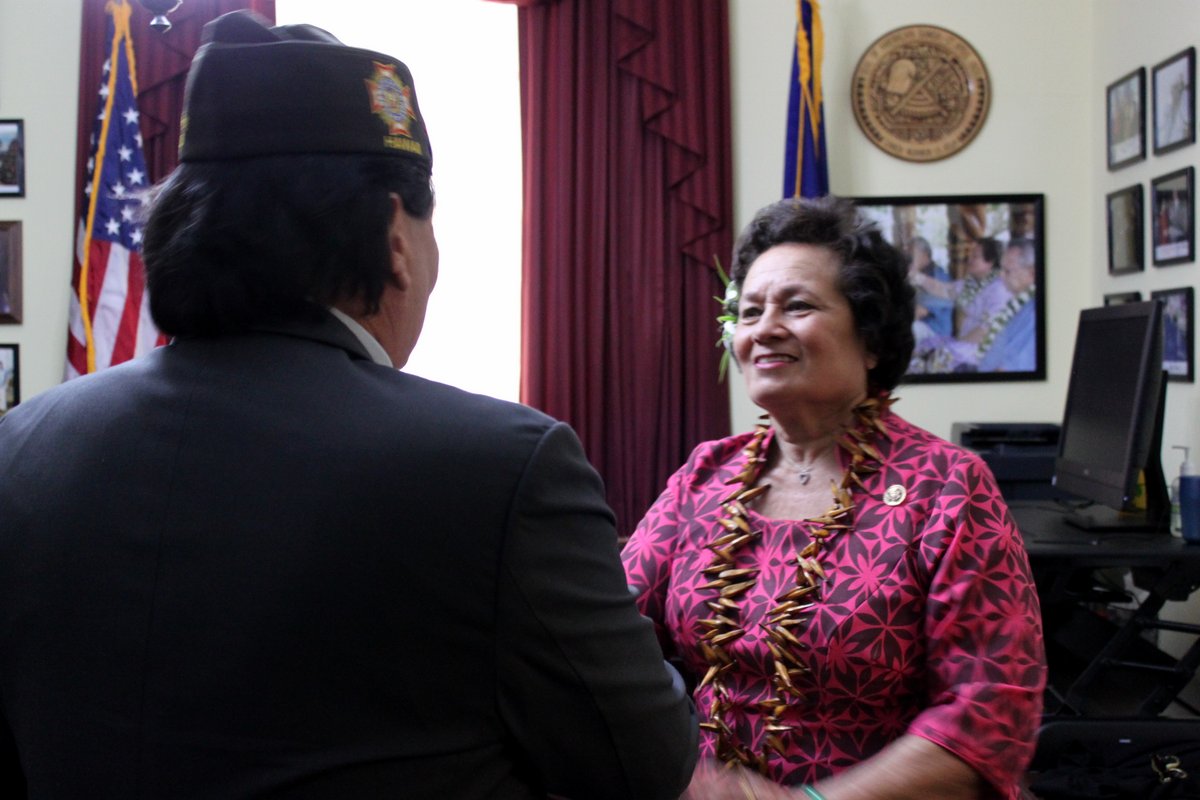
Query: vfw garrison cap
[[178, 10, 431, 169]]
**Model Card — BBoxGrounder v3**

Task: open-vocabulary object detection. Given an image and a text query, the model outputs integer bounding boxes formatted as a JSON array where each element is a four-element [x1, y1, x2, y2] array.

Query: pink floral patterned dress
[[622, 405, 1045, 798]]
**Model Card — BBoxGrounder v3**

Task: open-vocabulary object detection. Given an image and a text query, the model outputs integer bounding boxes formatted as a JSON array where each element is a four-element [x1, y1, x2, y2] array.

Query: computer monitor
[[1053, 300, 1169, 532]]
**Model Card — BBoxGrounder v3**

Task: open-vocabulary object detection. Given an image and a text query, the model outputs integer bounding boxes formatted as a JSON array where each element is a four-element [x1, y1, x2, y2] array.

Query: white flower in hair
[[714, 260, 738, 380]]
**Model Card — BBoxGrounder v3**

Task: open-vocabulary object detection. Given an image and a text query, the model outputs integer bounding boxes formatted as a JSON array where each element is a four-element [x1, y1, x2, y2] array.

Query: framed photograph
[[1152, 47, 1195, 155], [1107, 184, 1144, 275], [1151, 286, 1194, 382], [0, 221, 21, 323], [1104, 291, 1142, 306], [0, 343, 18, 416], [1150, 167, 1194, 266], [0, 120, 24, 197], [853, 193, 1046, 383], [1107, 68, 1146, 170]]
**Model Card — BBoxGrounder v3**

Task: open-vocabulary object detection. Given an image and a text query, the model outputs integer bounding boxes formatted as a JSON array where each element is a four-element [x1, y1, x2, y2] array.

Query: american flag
[[66, 0, 166, 380]]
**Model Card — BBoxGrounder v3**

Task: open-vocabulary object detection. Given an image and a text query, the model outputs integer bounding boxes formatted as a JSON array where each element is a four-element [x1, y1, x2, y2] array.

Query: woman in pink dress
[[623, 196, 1045, 800]]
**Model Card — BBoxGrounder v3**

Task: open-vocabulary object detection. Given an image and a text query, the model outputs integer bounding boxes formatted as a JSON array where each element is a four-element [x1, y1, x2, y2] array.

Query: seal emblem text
[[852, 25, 990, 163]]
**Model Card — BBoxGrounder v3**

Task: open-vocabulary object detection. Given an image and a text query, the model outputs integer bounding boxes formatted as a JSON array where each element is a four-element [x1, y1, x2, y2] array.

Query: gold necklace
[[697, 394, 892, 774]]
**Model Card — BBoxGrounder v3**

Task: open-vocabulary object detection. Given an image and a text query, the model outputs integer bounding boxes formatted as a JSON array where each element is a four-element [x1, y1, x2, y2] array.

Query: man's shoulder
[[1013, 298, 1037, 324], [388, 370, 553, 427], [363, 370, 568, 459], [995, 299, 1036, 343], [6, 351, 156, 412]]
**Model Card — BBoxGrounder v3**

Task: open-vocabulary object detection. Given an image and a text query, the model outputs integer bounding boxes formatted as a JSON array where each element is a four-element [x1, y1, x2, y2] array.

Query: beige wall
[[3, 1, 1192, 456], [732, 0, 1198, 675], [2, 0, 1197, 678], [0, 0, 83, 396], [731, 0, 1094, 440], [731, 0, 1196, 476]]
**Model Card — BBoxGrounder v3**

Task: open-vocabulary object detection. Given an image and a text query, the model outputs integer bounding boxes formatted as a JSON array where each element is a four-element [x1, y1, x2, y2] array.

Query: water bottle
[[1170, 446, 1192, 538]]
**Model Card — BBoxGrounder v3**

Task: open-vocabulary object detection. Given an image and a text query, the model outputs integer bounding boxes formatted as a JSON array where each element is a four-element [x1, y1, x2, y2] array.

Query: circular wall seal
[[851, 25, 990, 162]]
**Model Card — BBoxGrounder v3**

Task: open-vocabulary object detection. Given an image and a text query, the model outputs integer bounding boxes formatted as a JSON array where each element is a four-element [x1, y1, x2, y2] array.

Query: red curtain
[[75, 0, 276, 214], [492, 0, 733, 535]]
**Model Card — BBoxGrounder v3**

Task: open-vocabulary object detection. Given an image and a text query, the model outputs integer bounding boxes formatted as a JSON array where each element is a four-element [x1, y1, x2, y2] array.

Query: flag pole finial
[[136, 0, 182, 33]]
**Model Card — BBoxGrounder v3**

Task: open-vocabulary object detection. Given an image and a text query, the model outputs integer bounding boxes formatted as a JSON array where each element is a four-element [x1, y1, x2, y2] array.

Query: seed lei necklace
[[976, 285, 1035, 359], [698, 394, 894, 775], [954, 271, 995, 310]]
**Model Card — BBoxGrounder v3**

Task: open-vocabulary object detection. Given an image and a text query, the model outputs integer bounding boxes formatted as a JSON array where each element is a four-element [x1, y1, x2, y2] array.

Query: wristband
[[801, 786, 828, 800]]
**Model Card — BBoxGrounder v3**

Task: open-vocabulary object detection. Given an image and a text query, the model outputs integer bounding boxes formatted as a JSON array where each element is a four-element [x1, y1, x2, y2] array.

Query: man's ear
[[388, 193, 412, 291]]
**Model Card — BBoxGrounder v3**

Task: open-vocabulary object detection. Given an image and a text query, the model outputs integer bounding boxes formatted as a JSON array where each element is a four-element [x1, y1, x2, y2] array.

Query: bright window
[[276, 0, 523, 401]]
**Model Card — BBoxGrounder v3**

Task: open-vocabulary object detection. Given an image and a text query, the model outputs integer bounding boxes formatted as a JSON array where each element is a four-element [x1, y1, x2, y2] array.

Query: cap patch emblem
[[365, 61, 415, 138]]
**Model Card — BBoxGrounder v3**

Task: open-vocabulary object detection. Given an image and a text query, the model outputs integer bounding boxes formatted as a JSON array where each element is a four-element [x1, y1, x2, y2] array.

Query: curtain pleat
[[499, 0, 734, 535]]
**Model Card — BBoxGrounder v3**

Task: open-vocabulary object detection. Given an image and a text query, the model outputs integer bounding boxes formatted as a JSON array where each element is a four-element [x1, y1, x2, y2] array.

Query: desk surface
[[1009, 501, 1200, 718], [1010, 500, 1200, 565]]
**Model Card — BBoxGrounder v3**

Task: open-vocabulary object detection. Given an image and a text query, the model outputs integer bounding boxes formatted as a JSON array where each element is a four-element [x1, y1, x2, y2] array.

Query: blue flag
[[783, 0, 828, 199]]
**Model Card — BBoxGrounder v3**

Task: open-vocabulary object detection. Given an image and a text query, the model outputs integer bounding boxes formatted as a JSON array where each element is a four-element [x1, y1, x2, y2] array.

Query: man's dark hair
[[730, 195, 915, 393], [974, 236, 1001, 268], [143, 154, 434, 337]]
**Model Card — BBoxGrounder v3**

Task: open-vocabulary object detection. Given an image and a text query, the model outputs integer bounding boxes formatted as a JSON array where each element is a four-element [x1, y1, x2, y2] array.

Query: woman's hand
[[678, 735, 983, 799], [680, 760, 798, 800], [815, 734, 982, 799]]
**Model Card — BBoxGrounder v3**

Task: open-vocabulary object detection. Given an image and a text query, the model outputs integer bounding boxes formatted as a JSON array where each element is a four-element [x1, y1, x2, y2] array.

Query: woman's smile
[[753, 352, 798, 369]]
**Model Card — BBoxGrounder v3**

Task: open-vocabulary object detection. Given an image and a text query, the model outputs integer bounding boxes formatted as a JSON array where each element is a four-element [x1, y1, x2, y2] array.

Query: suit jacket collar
[[252, 310, 376, 363]]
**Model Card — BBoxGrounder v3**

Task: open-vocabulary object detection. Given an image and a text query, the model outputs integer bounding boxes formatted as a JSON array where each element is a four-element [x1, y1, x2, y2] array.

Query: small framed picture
[[1107, 68, 1146, 170], [0, 120, 24, 198], [1151, 286, 1194, 382], [1150, 166, 1194, 266], [0, 343, 18, 415], [1152, 47, 1195, 155], [1104, 291, 1142, 306], [1107, 184, 1144, 275], [0, 221, 21, 323]]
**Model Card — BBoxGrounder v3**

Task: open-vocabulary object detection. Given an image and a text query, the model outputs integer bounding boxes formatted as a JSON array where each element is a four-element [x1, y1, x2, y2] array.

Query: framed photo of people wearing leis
[[1150, 167, 1194, 266], [1151, 286, 1194, 382], [1152, 47, 1195, 155], [1108, 68, 1146, 170], [853, 193, 1046, 384], [0, 343, 18, 416], [1107, 184, 1144, 275]]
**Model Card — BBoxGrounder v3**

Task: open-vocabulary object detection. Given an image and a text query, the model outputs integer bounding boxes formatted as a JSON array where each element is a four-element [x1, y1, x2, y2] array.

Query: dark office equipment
[[1010, 305, 1195, 785], [1028, 717, 1200, 799], [952, 422, 1074, 502], [1014, 503, 1200, 719], [1053, 301, 1169, 532]]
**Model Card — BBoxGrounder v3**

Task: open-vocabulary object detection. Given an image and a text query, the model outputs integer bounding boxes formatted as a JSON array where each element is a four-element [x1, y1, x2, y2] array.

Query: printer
[[951, 422, 1077, 502]]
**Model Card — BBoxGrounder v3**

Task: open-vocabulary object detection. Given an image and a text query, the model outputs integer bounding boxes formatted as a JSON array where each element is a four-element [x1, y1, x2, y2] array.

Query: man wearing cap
[[0, 11, 696, 799]]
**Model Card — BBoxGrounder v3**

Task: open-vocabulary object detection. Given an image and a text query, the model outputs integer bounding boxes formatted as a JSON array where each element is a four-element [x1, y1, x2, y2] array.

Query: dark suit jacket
[[0, 315, 696, 799]]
